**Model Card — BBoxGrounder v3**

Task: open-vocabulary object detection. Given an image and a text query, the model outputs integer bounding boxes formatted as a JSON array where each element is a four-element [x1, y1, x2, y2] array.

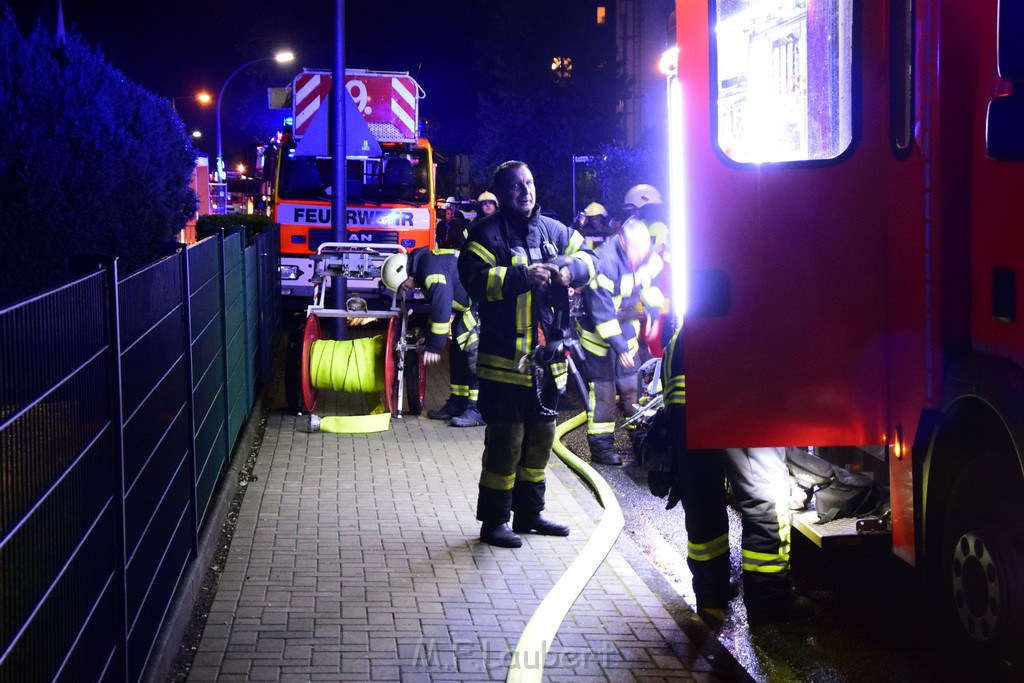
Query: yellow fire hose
[[506, 411, 625, 683], [307, 336, 392, 433]]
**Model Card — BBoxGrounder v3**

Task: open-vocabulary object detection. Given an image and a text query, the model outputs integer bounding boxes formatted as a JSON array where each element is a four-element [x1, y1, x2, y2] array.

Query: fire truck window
[[280, 155, 331, 200], [714, 0, 853, 163]]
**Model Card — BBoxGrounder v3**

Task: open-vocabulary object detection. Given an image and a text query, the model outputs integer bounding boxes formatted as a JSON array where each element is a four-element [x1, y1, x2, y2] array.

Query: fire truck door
[[678, 0, 892, 450]]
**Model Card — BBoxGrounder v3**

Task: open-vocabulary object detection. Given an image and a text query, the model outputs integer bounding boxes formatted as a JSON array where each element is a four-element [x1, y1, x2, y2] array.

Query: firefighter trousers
[[679, 445, 795, 612], [475, 381, 557, 524], [448, 341, 479, 406], [582, 346, 638, 438]]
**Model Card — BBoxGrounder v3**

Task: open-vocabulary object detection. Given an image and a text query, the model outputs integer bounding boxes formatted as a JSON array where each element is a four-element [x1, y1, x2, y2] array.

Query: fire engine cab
[[270, 69, 436, 303]]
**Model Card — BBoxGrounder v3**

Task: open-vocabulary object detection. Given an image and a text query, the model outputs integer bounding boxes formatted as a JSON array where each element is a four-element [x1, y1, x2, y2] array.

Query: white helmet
[[477, 191, 498, 206], [380, 253, 409, 292], [623, 184, 662, 210]]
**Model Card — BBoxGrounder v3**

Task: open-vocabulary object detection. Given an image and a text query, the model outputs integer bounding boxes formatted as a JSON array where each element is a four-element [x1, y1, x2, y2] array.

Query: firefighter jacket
[[663, 325, 685, 411], [576, 237, 665, 358], [409, 247, 477, 355], [458, 206, 596, 388]]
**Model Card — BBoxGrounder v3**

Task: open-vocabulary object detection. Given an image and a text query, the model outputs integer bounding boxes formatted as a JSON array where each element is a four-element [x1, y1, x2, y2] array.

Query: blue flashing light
[[401, 239, 415, 248], [290, 235, 307, 243]]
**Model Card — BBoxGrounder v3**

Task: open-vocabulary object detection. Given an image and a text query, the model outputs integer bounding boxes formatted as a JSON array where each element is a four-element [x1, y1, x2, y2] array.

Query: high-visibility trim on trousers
[[688, 532, 730, 562]]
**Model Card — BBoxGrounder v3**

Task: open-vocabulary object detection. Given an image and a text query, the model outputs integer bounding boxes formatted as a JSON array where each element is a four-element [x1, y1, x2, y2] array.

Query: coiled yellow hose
[[308, 336, 385, 393]]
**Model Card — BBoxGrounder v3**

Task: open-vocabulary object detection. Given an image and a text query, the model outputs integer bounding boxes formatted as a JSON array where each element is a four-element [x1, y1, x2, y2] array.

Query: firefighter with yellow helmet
[[381, 247, 483, 427], [577, 202, 614, 249]]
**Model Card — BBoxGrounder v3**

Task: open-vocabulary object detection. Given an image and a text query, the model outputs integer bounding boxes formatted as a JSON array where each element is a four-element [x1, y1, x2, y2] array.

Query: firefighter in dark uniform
[[661, 325, 814, 624], [458, 160, 596, 548], [576, 217, 665, 465], [381, 247, 483, 427]]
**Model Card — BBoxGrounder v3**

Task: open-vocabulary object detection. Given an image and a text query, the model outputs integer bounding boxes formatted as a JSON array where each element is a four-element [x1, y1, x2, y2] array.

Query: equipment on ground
[[285, 243, 426, 424]]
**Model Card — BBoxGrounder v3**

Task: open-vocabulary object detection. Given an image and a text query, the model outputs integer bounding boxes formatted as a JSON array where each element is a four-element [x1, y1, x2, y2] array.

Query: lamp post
[[215, 51, 294, 183]]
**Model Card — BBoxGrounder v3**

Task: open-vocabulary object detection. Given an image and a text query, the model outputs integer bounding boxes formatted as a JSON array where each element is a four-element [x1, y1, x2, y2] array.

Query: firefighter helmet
[[623, 184, 663, 210], [477, 191, 498, 206], [381, 253, 410, 293], [582, 202, 607, 217]]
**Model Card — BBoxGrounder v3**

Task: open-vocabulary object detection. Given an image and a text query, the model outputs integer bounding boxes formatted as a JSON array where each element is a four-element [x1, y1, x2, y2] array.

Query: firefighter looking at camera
[[458, 160, 596, 548], [381, 247, 483, 427], [576, 217, 665, 466]]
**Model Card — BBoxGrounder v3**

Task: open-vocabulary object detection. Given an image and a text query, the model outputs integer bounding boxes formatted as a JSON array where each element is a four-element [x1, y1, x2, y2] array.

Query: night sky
[[8, 0, 481, 164]]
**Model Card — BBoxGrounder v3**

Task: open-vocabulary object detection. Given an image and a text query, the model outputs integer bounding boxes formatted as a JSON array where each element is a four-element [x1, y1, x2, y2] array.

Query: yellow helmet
[[582, 202, 607, 217], [380, 253, 409, 293], [623, 184, 662, 210], [477, 191, 498, 206]]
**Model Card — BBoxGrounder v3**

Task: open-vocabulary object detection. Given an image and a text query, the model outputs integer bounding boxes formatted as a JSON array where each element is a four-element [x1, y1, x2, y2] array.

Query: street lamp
[[215, 51, 294, 182], [171, 91, 212, 113]]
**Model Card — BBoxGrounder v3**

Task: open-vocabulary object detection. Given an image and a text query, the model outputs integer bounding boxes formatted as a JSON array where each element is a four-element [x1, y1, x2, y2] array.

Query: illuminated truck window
[[279, 147, 431, 205], [714, 0, 853, 163]]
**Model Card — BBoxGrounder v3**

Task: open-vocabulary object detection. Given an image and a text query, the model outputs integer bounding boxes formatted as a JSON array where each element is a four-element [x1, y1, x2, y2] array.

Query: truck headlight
[[279, 264, 301, 280]]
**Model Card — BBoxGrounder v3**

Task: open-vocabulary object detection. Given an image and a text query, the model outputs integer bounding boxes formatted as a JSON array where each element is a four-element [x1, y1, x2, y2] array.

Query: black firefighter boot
[[478, 486, 522, 548], [477, 424, 523, 548], [512, 480, 570, 536], [588, 433, 622, 466]]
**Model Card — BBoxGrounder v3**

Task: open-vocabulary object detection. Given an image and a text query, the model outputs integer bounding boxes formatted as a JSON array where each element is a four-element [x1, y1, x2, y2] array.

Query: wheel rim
[[299, 314, 321, 413], [383, 316, 398, 414], [952, 528, 1023, 643]]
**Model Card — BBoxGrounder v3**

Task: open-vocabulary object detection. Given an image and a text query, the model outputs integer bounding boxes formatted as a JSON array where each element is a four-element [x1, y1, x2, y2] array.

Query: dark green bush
[[0, 6, 198, 307]]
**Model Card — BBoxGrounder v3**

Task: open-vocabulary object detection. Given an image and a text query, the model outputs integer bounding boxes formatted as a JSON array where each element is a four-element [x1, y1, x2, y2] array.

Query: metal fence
[[0, 227, 280, 682]]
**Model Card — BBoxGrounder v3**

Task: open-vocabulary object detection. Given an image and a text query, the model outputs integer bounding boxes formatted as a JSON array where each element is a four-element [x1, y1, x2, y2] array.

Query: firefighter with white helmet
[[381, 248, 483, 427], [477, 191, 499, 217], [575, 216, 665, 465]]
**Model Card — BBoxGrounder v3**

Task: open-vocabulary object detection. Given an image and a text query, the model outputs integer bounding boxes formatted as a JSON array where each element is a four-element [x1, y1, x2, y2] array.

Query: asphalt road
[[554, 390, 1021, 683]]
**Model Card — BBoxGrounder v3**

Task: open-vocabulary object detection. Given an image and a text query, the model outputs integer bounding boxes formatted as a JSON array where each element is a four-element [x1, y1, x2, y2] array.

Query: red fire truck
[[272, 69, 436, 303], [668, 0, 1024, 655]]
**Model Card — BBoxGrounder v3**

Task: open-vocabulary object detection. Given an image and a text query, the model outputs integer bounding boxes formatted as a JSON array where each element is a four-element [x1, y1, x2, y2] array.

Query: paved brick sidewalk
[[187, 362, 723, 681]]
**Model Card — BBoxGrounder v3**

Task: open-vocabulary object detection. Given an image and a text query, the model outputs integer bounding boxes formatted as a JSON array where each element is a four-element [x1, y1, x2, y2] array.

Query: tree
[[0, 6, 197, 307], [472, 2, 627, 221], [590, 142, 660, 216]]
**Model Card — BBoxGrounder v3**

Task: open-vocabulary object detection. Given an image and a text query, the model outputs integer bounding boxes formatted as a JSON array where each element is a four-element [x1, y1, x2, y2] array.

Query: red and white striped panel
[[389, 76, 417, 140], [293, 72, 332, 137]]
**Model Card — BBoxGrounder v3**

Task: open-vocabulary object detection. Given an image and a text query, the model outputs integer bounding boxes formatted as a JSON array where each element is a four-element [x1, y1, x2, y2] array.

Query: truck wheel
[[284, 323, 304, 415], [941, 457, 1024, 659]]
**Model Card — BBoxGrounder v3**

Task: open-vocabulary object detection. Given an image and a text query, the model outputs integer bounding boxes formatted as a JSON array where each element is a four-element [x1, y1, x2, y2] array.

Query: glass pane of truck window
[[714, 0, 853, 163]]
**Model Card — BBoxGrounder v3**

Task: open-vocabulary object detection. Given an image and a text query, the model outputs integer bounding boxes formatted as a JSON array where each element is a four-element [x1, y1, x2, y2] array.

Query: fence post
[[241, 227, 254, 404], [98, 255, 130, 681], [218, 230, 232, 468], [179, 244, 200, 556]]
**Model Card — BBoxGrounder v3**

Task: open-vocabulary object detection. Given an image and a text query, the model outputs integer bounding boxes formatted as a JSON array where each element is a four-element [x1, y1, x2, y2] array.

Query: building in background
[[616, 0, 675, 148]]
